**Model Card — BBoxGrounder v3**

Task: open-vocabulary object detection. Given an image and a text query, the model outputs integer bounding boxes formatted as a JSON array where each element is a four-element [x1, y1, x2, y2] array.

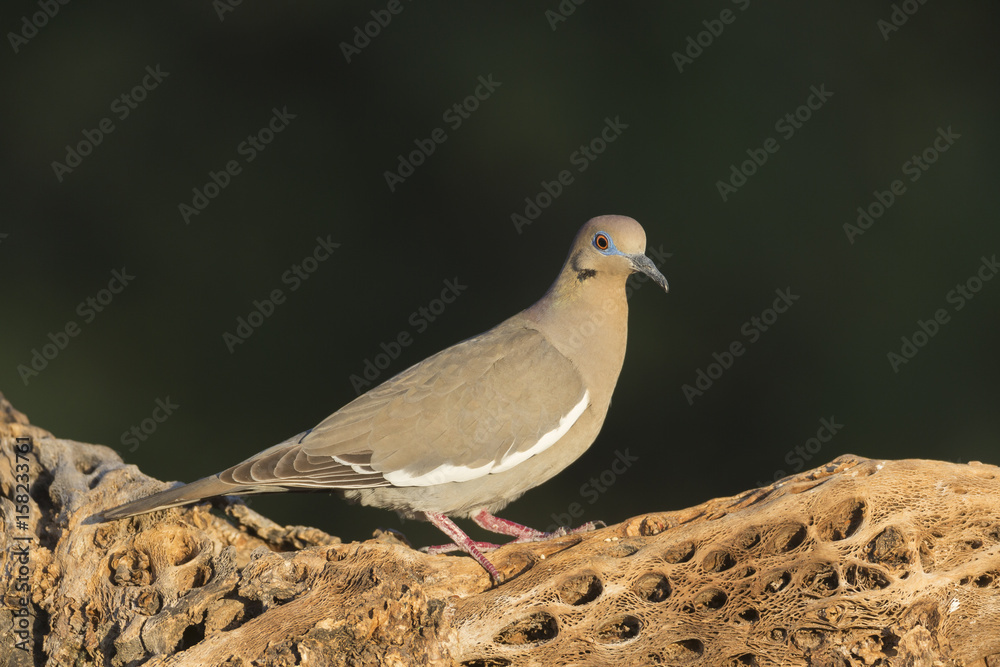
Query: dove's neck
[[521, 271, 630, 408]]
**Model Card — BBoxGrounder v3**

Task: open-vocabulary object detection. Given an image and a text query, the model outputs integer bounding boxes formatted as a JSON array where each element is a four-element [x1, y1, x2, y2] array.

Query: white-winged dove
[[103, 215, 669, 582]]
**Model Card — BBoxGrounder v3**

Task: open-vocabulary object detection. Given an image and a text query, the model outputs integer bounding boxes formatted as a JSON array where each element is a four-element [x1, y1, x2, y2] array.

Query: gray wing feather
[[219, 321, 586, 490]]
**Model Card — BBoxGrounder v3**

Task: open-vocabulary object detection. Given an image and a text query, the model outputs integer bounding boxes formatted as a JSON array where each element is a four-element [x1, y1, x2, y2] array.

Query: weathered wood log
[[2, 391, 999, 666]]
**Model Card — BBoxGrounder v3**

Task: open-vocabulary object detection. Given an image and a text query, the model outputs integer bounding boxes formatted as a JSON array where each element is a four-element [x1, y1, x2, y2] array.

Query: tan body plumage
[[103, 215, 668, 582]]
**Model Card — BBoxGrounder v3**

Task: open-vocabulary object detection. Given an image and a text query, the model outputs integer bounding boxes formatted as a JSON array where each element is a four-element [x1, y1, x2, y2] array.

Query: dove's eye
[[593, 233, 612, 253]]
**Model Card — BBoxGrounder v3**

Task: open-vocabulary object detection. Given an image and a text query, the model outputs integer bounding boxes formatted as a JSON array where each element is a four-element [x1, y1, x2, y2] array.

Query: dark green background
[[2, 2, 998, 548]]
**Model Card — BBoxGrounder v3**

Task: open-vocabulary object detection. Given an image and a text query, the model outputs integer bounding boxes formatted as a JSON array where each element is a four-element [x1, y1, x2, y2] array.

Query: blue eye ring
[[593, 231, 616, 254]]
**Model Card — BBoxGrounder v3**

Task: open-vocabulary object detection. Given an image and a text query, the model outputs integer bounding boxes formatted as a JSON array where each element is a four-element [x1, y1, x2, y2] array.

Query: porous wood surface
[[1, 391, 999, 666]]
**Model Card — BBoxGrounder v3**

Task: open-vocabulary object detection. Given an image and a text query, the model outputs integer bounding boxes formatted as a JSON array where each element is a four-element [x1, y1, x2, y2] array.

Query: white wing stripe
[[332, 456, 381, 475], [382, 390, 590, 487]]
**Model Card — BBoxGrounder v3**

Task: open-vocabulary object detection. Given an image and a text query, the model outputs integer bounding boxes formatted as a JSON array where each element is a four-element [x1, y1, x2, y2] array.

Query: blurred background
[[2, 2, 998, 548]]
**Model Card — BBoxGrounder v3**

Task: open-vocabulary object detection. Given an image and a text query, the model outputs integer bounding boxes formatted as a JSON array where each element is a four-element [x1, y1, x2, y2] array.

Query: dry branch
[[2, 391, 999, 666]]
